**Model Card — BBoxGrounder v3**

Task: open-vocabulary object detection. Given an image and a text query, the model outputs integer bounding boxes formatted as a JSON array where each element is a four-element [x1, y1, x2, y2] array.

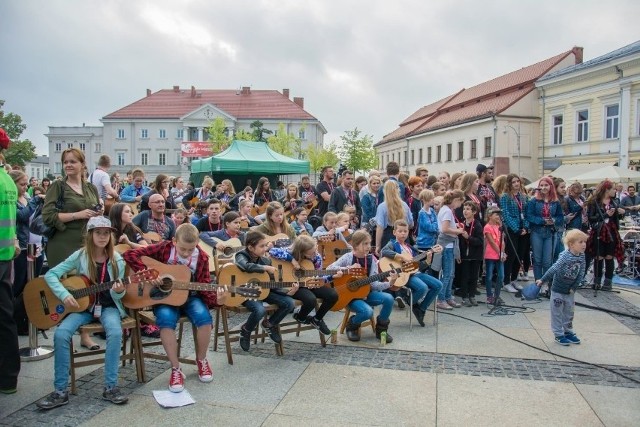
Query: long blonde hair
[[383, 180, 404, 223], [84, 229, 118, 283], [222, 179, 236, 196], [290, 235, 317, 262], [265, 201, 289, 234]]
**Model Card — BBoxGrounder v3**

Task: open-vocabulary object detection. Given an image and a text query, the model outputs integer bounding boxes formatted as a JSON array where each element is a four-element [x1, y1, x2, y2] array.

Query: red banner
[[181, 142, 213, 157]]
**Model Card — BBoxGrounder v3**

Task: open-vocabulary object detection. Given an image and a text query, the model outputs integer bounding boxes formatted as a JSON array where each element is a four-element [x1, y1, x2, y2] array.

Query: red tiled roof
[[378, 48, 577, 145], [103, 89, 317, 120]]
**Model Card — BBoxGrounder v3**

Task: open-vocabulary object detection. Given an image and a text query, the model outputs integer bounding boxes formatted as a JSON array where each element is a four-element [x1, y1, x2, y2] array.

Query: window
[[436, 146, 442, 163], [484, 137, 492, 157], [159, 129, 166, 139], [470, 139, 477, 159], [605, 104, 619, 139], [176, 151, 182, 166], [79, 143, 86, 152], [298, 129, 306, 139], [141, 129, 148, 139], [95, 143, 101, 153], [177, 129, 184, 139], [117, 152, 125, 166], [392, 153, 395, 162], [54, 162, 61, 174], [36, 169, 40, 179], [552, 115, 563, 145], [117, 129, 125, 139], [446, 143, 452, 162], [410, 150, 414, 165], [457, 141, 464, 160], [158, 152, 166, 166], [386, 154, 389, 164], [141, 152, 148, 166], [418, 148, 423, 164], [427, 147, 432, 163], [66, 142, 73, 149], [55, 143, 61, 152], [403, 151, 407, 166], [576, 110, 589, 142], [31, 168, 35, 178]]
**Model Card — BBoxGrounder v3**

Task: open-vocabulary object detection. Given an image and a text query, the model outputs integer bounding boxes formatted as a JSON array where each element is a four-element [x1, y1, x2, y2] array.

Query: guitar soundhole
[[149, 277, 173, 300]]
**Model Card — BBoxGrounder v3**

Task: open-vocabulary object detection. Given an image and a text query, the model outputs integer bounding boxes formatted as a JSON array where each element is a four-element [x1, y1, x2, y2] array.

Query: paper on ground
[[153, 389, 196, 408]]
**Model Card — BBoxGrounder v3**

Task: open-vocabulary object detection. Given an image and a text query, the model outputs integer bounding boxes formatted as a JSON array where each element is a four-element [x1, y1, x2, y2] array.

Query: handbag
[[29, 182, 66, 239]]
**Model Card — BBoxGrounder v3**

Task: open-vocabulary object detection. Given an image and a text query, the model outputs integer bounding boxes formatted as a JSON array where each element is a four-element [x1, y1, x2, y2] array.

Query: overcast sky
[[1, 0, 638, 155]]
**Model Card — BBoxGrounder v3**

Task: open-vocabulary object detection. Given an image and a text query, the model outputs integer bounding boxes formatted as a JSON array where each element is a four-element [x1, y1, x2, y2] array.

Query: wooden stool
[[132, 310, 198, 382], [69, 317, 143, 395], [339, 308, 376, 335]]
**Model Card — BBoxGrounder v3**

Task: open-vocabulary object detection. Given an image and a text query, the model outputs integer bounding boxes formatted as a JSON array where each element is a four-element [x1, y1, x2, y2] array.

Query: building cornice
[[537, 56, 640, 89]]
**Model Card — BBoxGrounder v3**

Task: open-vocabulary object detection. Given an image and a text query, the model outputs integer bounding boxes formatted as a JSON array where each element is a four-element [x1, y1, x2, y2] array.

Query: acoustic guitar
[[104, 197, 117, 215], [121, 257, 260, 309], [269, 259, 366, 285], [318, 239, 350, 265], [263, 233, 293, 248], [250, 202, 270, 218], [125, 202, 140, 216], [143, 232, 163, 244], [378, 244, 443, 288], [210, 237, 244, 258], [24, 270, 158, 330], [331, 263, 415, 311], [216, 264, 322, 307]]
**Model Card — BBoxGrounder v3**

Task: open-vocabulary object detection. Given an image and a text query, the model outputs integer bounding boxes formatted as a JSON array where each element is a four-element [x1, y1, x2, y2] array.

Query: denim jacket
[[525, 198, 564, 230], [44, 249, 127, 317], [416, 207, 439, 249], [16, 196, 41, 248]]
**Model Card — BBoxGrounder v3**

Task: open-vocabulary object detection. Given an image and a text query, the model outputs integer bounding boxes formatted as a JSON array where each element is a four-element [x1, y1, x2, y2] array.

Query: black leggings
[[291, 286, 339, 320], [504, 229, 530, 282], [458, 260, 481, 298]]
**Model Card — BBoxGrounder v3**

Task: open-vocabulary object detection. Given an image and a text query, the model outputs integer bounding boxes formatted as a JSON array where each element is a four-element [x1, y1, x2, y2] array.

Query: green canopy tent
[[190, 140, 310, 191]]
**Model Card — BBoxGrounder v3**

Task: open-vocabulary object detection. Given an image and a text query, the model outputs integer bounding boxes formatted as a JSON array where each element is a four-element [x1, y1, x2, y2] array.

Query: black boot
[[412, 304, 426, 327], [375, 317, 393, 344], [593, 276, 602, 290], [345, 316, 361, 342], [239, 325, 251, 351], [601, 278, 613, 291]]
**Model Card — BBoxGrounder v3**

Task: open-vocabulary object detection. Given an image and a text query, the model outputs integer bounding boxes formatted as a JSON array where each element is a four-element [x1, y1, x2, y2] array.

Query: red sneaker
[[169, 367, 185, 393], [197, 359, 213, 383]]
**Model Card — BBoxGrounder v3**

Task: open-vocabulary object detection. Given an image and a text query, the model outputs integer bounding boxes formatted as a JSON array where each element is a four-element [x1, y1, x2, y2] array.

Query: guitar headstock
[[400, 262, 418, 272], [235, 285, 261, 299], [272, 239, 292, 248], [131, 269, 159, 283], [347, 267, 366, 277], [316, 234, 334, 242], [431, 244, 443, 254], [305, 278, 325, 288]]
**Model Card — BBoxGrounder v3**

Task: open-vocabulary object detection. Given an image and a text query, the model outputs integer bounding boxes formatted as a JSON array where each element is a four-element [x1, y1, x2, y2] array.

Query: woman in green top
[[43, 148, 102, 349]]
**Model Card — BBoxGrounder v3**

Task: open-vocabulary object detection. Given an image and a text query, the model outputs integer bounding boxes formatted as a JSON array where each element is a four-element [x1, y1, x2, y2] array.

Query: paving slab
[[272, 363, 437, 425], [576, 383, 640, 427], [436, 322, 556, 360], [525, 309, 635, 335], [617, 288, 640, 308], [437, 374, 603, 426], [539, 332, 640, 367], [262, 413, 375, 426], [0, 376, 51, 418]]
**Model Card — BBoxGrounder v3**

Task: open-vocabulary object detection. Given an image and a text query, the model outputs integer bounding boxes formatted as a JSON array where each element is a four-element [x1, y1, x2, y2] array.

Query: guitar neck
[[171, 281, 219, 292], [348, 268, 400, 288], [69, 276, 134, 299]]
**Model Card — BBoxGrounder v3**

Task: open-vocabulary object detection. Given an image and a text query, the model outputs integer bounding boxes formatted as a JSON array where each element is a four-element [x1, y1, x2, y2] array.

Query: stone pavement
[[1, 283, 640, 427]]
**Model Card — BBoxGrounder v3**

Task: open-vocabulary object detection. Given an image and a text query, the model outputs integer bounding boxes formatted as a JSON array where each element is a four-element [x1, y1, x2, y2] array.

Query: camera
[[93, 203, 103, 212]]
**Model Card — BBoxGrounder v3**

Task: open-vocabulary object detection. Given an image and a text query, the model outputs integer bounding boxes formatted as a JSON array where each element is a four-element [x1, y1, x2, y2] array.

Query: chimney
[[242, 86, 251, 95], [293, 97, 304, 109], [191, 85, 196, 98], [146, 89, 151, 97], [282, 88, 290, 99], [573, 46, 584, 64], [173, 85, 180, 93]]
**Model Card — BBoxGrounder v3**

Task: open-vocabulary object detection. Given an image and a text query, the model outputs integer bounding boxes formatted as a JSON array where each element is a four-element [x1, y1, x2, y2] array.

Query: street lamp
[[504, 123, 521, 177]]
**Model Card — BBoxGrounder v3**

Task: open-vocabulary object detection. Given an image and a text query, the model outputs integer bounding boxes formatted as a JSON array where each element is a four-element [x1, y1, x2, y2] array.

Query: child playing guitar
[[123, 223, 225, 393]]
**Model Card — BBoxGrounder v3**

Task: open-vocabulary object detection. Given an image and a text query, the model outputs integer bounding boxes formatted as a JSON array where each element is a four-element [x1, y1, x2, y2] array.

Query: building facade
[[24, 155, 50, 181], [535, 41, 640, 175], [375, 48, 583, 182], [45, 125, 103, 176]]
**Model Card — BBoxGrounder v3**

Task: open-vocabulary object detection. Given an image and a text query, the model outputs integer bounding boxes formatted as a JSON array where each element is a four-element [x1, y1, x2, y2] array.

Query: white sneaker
[[504, 283, 518, 293], [514, 283, 524, 291]]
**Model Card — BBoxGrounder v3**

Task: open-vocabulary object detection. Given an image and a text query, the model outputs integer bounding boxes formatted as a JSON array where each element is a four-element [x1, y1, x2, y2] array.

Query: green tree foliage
[[234, 128, 257, 141], [267, 123, 299, 157], [338, 127, 377, 174], [250, 120, 273, 142], [306, 142, 339, 174], [207, 117, 231, 154], [0, 99, 36, 166]]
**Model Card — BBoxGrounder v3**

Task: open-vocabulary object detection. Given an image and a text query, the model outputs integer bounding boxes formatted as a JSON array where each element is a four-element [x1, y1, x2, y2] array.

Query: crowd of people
[[1, 128, 637, 404]]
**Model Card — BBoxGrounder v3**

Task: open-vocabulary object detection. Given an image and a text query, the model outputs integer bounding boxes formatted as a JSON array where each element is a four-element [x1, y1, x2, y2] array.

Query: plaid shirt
[[500, 192, 529, 233], [123, 240, 218, 307]]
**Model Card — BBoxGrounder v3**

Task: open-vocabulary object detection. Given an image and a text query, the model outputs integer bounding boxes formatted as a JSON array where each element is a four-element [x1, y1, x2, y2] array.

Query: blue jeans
[[243, 291, 295, 331], [554, 231, 565, 261], [407, 273, 442, 311], [154, 295, 212, 330], [438, 248, 455, 301], [485, 259, 504, 299], [53, 307, 122, 391], [348, 291, 394, 324], [530, 227, 554, 280]]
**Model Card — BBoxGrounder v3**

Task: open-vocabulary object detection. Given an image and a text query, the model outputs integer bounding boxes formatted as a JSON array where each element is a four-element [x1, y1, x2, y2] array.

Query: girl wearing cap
[[36, 217, 129, 409]]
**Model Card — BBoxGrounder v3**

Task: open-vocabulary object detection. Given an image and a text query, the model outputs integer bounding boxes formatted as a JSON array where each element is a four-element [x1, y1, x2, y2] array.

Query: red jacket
[[123, 240, 218, 307]]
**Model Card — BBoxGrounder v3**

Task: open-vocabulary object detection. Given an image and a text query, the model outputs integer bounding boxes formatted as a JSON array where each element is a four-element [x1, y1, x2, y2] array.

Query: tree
[[250, 120, 273, 142], [0, 100, 36, 166], [207, 117, 231, 154], [306, 142, 339, 175], [337, 127, 377, 174], [267, 123, 299, 157], [234, 128, 256, 141]]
